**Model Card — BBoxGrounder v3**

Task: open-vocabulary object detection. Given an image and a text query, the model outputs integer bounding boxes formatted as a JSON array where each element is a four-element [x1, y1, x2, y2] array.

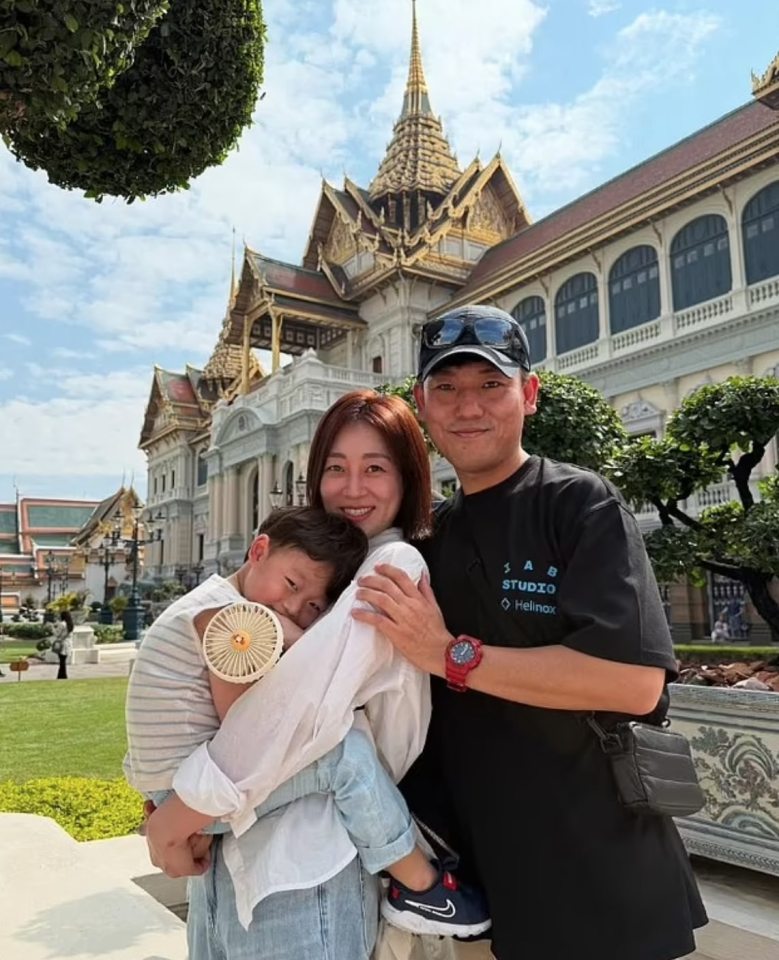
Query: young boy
[[125, 506, 490, 938]]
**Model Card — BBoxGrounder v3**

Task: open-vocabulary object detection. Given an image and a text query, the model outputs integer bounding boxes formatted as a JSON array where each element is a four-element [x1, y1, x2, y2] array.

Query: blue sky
[[0, 0, 776, 504]]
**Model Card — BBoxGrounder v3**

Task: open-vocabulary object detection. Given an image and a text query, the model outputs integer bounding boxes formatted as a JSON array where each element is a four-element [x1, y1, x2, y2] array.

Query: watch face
[[450, 640, 476, 666]]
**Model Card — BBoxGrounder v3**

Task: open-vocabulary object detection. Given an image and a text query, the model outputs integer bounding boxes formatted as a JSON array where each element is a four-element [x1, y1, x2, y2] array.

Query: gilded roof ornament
[[752, 51, 779, 108], [369, 0, 461, 200]]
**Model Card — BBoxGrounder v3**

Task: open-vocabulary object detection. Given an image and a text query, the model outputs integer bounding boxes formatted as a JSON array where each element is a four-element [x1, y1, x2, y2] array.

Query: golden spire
[[228, 227, 239, 309], [203, 238, 245, 384], [369, 0, 460, 202], [402, 0, 431, 118]]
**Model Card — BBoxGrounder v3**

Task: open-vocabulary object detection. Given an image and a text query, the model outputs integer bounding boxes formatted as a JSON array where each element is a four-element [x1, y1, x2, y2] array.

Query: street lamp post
[[119, 509, 161, 642], [269, 481, 283, 511], [59, 555, 71, 598], [122, 508, 145, 643], [295, 472, 307, 506], [99, 536, 117, 624], [192, 562, 204, 587], [45, 551, 56, 606], [0, 567, 4, 625]]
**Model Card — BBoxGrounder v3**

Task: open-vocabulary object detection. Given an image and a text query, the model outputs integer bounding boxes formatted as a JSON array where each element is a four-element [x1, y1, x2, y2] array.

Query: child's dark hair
[[258, 506, 368, 600]]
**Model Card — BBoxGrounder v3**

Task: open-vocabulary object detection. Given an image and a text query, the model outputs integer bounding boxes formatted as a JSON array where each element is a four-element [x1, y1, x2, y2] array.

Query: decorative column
[[241, 316, 252, 395], [260, 456, 275, 523], [208, 473, 223, 543], [225, 467, 240, 537], [271, 310, 283, 373]]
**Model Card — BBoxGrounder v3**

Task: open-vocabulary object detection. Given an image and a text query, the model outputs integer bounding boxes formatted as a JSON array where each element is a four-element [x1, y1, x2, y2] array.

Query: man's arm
[[353, 570, 664, 715]]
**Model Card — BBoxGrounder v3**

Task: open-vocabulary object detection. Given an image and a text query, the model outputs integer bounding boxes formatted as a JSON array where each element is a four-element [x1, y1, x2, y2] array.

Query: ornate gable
[[326, 216, 359, 266], [469, 184, 514, 240]]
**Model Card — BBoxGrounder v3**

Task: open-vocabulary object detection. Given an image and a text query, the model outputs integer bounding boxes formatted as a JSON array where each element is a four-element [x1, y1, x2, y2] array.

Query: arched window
[[196, 450, 208, 487], [670, 214, 731, 310], [554, 273, 598, 355], [609, 246, 660, 334], [511, 296, 546, 363], [742, 181, 779, 285]]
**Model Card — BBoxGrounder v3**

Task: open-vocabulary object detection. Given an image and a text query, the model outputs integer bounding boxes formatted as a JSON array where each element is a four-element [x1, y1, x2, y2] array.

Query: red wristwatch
[[445, 635, 483, 692]]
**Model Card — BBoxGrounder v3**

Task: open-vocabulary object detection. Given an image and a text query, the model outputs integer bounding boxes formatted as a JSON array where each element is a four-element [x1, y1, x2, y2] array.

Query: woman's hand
[[144, 794, 213, 878], [352, 565, 452, 676]]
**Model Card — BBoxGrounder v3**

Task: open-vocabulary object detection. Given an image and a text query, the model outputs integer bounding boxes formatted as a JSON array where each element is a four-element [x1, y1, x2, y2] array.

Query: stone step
[[0, 814, 186, 960]]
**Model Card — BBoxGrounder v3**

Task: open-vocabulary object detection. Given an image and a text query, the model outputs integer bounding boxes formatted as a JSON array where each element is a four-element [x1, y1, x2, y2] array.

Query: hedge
[[7, 0, 265, 200], [0, 777, 143, 841], [93, 624, 124, 644], [0, 1, 167, 132], [0, 622, 52, 639], [674, 644, 779, 665]]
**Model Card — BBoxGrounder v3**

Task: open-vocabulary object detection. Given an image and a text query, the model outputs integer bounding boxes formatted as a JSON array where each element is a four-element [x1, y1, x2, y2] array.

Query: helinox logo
[[500, 560, 558, 616]]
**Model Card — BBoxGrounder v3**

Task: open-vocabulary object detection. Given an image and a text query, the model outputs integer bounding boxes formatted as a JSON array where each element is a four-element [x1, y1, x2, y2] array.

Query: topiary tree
[[0, 1, 167, 132], [610, 377, 779, 635], [524, 370, 627, 471], [5, 0, 265, 200]]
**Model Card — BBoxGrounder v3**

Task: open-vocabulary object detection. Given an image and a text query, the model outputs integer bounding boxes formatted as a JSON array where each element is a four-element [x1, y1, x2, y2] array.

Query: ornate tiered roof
[[369, 0, 461, 202]]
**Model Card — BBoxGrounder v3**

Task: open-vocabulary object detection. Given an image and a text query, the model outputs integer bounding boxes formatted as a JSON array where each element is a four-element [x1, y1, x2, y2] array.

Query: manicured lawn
[[0, 641, 39, 663], [0, 677, 128, 781]]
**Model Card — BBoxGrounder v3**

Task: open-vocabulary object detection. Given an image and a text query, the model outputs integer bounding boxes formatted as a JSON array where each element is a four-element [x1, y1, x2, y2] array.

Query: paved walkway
[[0, 658, 131, 685]]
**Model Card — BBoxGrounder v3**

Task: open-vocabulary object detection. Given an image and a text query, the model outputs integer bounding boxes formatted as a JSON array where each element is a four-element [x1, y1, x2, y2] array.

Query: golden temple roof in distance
[[369, 0, 461, 201]]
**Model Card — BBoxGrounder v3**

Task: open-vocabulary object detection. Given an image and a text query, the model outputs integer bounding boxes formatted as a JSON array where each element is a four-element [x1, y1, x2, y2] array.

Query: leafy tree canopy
[[5, 0, 265, 200], [523, 370, 627, 471], [613, 376, 779, 634], [0, 1, 167, 132]]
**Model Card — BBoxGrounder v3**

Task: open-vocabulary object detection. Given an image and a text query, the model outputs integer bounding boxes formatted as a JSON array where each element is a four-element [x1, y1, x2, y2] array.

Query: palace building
[[139, 6, 779, 639]]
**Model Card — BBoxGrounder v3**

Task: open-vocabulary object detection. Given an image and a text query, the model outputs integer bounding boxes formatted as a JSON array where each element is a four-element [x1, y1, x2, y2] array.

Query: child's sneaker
[[381, 863, 491, 938]]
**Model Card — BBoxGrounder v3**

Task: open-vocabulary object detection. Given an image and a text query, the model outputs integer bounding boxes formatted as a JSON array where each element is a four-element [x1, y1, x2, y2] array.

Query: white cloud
[[52, 347, 97, 360], [0, 368, 13, 381], [588, 0, 621, 16], [472, 9, 721, 201], [3, 333, 31, 346], [0, 367, 150, 479]]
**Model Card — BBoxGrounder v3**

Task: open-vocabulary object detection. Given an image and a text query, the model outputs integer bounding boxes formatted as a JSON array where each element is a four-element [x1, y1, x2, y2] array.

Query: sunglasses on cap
[[420, 311, 531, 372]]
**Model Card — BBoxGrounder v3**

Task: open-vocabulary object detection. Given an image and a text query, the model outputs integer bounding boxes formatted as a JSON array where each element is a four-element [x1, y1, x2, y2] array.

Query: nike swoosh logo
[[404, 898, 456, 918]]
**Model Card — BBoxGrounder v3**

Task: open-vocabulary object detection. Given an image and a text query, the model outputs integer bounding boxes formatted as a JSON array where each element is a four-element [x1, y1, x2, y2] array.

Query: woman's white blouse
[[172, 528, 431, 928]]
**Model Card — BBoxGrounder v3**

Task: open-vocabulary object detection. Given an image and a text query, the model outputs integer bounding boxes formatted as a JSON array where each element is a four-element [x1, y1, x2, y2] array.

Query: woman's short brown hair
[[307, 390, 431, 540]]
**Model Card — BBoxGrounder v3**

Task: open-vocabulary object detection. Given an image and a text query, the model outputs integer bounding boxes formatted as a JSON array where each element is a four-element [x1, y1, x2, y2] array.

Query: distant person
[[51, 610, 74, 679], [711, 615, 730, 643], [727, 596, 745, 640]]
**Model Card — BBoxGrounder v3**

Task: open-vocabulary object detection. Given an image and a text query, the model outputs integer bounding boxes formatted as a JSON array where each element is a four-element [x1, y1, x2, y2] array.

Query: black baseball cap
[[417, 305, 532, 381]]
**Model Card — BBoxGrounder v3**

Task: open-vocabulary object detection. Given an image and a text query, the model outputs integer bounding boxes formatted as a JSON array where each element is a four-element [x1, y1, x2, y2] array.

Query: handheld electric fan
[[202, 602, 284, 683]]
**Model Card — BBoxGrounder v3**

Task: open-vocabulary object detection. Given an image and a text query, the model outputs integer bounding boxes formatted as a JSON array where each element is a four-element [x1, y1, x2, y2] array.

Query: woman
[[145, 390, 435, 960], [51, 610, 74, 680]]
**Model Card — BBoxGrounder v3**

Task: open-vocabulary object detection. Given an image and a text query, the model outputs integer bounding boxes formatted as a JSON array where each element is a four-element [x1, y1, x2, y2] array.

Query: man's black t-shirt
[[404, 457, 707, 960]]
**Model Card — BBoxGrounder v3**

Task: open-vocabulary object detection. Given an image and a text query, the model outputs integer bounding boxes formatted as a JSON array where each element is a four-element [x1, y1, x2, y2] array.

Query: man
[[354, 304, 707, 960]]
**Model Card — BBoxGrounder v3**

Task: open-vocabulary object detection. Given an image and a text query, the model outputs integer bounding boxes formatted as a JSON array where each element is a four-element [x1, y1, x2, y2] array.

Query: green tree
[[610, 377, 779, 635], [3, 0, 265, 200], [523, 370, 627, 471], [0, 1, 167, 132]]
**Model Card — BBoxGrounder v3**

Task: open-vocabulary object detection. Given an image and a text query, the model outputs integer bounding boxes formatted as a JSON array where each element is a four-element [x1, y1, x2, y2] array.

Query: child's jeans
[[148, 727, 417, 874]]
